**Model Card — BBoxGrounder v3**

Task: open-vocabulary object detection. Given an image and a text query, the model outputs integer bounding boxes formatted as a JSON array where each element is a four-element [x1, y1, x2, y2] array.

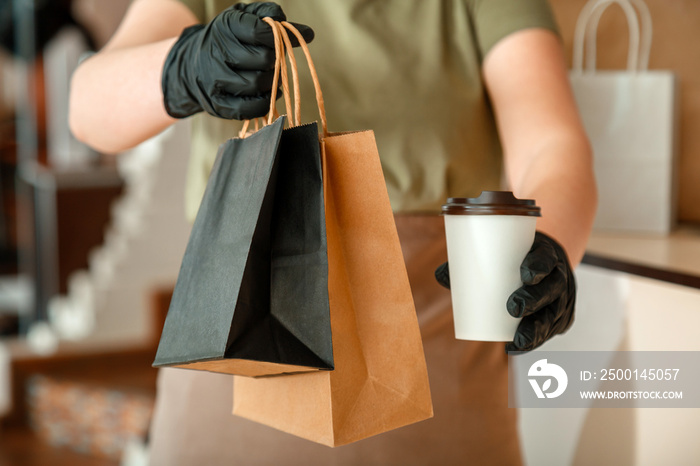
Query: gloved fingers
[[505, 341, 517, 353], [212, 70, 276, 97], [225, 6, 314, 48], [506, 314, 539, 352], [231, 3, 315, 46], [283, 22, 316, 46], [218, 24, 313, 71], [504, 233, 576, 353], [207, 92, 275, 120], [551, 302, 575, 336], [233, 2, 287, 21], [434, 262, 450, 289], [507, 300, 576, 353], [222, 42, 276, 71], [506, 269, 566, 318], [507, 306, 557, 352], [519, 233, 558, 285], [221, 6, 278, 48]]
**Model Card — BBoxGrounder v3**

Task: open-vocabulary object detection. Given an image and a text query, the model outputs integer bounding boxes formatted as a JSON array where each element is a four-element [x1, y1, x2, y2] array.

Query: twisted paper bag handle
[[239, 19, 328, 138]]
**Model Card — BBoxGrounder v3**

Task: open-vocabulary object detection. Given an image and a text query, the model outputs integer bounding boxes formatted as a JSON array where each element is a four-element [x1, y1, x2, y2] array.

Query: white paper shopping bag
[[570, 0, 679, 234]]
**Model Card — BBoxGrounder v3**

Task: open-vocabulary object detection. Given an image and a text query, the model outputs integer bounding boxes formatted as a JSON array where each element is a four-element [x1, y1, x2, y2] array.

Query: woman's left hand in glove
[[504, 231, 576, 352], [434, 231, 576, 352]]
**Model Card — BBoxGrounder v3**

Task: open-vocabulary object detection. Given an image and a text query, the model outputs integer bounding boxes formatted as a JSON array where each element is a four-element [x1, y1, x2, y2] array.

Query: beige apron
[[148, 215, 521, 465]]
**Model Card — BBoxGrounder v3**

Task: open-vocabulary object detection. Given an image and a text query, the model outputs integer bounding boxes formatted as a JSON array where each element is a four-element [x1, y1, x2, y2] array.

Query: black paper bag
[[153, 116, 333, 377]]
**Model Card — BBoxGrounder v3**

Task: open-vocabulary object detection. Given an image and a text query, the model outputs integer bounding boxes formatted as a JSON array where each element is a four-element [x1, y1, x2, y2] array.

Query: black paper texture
[[153, 116, 333, 375]]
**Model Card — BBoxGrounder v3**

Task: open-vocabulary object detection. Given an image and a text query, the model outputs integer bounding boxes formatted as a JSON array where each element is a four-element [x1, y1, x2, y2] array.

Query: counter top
[[582, 226, 700, 289]]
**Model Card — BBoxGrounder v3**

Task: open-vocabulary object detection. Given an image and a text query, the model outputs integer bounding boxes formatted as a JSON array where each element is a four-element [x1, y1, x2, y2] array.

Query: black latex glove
[[434, 231, 576, 352], [505, 232, 576, 352], [162, 2, 314, 120]]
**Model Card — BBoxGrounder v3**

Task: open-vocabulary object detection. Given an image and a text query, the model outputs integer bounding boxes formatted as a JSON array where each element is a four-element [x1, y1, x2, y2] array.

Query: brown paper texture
[[232, 130, 434, 447]]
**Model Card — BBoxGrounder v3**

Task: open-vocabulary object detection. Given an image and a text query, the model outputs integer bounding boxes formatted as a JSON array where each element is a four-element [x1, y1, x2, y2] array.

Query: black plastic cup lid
[[442, 191, 541, 216]]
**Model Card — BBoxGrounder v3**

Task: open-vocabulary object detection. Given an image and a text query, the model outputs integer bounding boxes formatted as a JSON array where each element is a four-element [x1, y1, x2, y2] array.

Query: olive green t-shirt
[[175, 0, 559, 222]]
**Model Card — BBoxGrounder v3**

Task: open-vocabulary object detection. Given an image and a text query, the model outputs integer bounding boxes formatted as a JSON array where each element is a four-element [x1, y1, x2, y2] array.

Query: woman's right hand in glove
[[162, 2, 314, 120]]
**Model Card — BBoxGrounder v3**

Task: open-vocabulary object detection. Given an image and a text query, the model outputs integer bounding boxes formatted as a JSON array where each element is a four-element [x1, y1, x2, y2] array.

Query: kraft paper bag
[[569, 0, 679, 234], [232, 20, 433, 448], [153, 113, 333, 378]]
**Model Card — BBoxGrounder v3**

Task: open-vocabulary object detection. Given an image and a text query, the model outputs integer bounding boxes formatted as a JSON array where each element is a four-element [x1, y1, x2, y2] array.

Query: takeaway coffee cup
[[442, 191, 541, 341]]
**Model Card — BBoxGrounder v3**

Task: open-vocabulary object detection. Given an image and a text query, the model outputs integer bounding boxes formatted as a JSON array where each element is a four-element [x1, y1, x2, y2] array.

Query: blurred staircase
[[48, 120, 192, 347], [2, 120, 191, 463]]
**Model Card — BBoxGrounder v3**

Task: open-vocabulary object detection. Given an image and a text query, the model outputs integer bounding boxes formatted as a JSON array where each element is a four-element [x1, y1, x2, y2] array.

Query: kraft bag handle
[[266, 18, 328, 136], [238, 16, 292, 138], [240, 19, 329, 137], [272, 21, 302, 126], [572, 0, 652, 74]]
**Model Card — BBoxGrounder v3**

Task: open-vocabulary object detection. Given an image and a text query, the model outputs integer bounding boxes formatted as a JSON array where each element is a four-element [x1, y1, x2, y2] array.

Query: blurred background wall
[[550, 0, 700, 223], [73, 0, 130, 48]]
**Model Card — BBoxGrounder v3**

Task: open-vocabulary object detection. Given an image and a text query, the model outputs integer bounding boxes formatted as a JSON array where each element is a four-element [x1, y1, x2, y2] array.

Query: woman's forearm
[[509, 134, 597, 266], [483, 29, 597, 266], [68, 0, 199, 153], [69, 37, 178, 154]]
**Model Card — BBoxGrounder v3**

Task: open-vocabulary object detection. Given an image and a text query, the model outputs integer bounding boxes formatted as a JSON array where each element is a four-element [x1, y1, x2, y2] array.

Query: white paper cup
[[443, 192, 540, 341]]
